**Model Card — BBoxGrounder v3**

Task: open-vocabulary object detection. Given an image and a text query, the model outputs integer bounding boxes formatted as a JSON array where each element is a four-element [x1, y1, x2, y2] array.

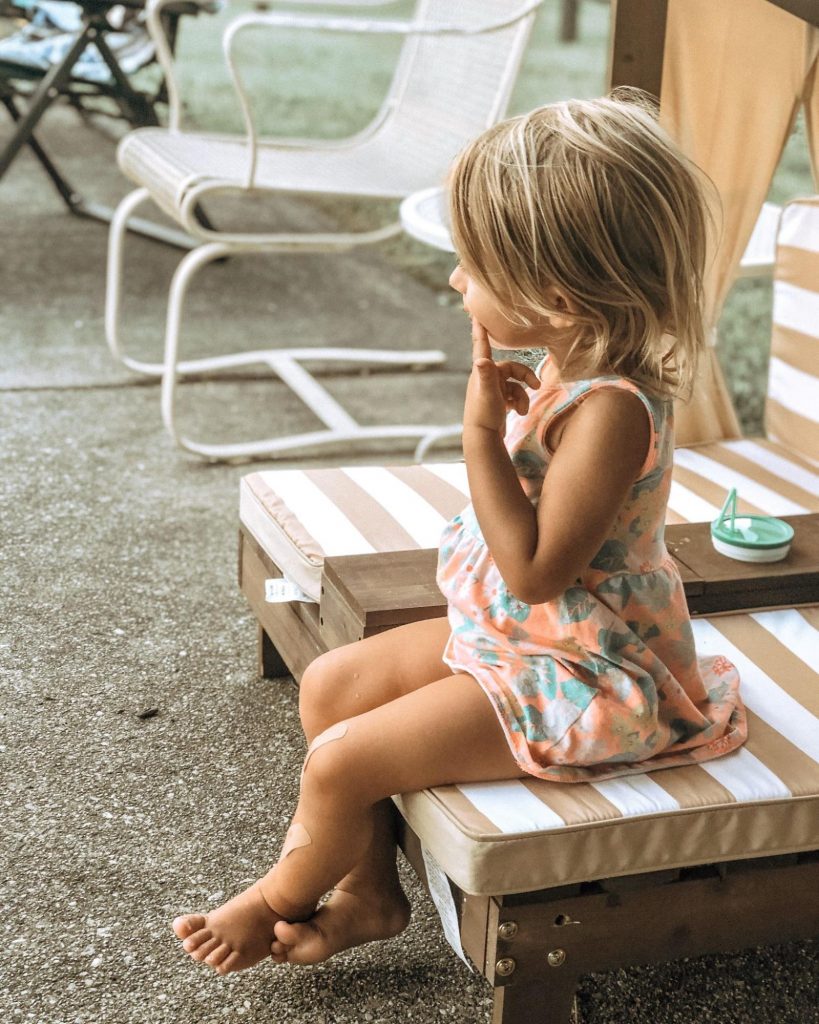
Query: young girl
[[173, 94, 746, 974]]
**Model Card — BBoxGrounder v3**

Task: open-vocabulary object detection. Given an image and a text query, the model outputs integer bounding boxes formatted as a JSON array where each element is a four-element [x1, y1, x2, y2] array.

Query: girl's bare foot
[[173, 882, 293, 975], [270, 883, 411, 965]]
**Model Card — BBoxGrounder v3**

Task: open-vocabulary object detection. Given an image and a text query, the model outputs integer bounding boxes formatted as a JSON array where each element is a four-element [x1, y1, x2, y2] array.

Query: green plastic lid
[[711, 488, 794, 550]]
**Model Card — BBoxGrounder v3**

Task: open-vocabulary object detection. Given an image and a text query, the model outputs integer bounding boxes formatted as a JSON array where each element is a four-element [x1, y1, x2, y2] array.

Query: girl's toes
[[270, 940, 288, 965], [183, 928, 212, 953], [190, 937, 220, 962], [216, 951, 241, 975], [273, 920, 301, 946], [204, 943, 231, 968], [173, 914, 207, 940]]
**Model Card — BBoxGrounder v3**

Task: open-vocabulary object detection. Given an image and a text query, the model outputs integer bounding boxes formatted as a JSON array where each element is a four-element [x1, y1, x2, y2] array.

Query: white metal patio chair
[[105, 0, 543, 460]]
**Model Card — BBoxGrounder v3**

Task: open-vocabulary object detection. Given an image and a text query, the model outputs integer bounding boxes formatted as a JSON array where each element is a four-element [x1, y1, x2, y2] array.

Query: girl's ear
[[544, 285, 580, 330]]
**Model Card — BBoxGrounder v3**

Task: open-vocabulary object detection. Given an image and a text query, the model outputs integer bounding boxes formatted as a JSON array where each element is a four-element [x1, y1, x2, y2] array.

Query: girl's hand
[[464, 319, 540, 435]]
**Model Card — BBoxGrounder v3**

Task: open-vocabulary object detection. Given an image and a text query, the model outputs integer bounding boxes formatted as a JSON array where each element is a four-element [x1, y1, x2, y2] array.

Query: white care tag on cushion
[[421, 846, 473, 971], [264, 578, 316, 604]]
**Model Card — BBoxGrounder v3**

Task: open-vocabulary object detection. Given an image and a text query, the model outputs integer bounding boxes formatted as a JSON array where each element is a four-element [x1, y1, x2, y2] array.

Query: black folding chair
[[0, 0, 207, 244]]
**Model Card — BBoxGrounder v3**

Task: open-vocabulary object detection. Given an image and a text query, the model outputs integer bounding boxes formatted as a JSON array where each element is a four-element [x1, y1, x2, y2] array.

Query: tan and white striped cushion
[[240, 464, 471, 601], [240, 442, 819, 601], [397, 608, 818, 894], [240, 454, 818, 893], [766, 198, 819, 465], [668, 437, 819, 522]]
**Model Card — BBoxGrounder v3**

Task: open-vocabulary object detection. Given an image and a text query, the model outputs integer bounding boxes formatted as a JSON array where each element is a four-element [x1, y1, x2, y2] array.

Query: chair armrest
[[145, 0, 220, 132], [222, 1, 542, 187]]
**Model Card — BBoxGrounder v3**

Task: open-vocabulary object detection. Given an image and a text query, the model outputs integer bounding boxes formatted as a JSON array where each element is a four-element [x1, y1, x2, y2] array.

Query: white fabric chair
[[105, 0, 543, 460]]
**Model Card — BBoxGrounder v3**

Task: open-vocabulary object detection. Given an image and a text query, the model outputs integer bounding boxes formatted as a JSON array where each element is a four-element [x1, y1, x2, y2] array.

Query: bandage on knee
[[300, 721, 349, 784], [279, 821, 312, 861]]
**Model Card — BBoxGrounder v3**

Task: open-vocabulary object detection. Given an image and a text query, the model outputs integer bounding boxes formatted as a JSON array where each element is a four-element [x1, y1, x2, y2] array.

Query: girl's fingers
[[471, 318, 493, 363], [497, 360, 541, 390], [504, 379, 530, 416], [473, 357, 496, 375]]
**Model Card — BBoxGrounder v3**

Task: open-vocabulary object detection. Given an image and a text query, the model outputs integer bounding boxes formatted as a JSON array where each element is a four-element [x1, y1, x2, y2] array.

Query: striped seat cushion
[[240, 448, 819, 893], [239, 463, 471, 602], [239, 441, 819, 602], [397, 608, 818, 894], [766, 198, 819, 465]]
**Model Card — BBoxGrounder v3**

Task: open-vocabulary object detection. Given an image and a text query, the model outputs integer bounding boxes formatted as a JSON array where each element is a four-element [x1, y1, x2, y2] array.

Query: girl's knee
[[299, 719, 367, 801], [299, 646, 360, 737]]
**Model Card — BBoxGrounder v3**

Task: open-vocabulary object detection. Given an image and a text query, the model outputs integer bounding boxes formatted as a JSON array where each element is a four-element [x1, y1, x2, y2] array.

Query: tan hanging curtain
[[659, 0, 819, 445]]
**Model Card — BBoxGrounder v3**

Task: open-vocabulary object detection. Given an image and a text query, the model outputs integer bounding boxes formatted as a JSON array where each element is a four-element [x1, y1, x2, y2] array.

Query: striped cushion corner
[[767, 197, 819, 465], [404, 607, 819, 895], [668, 437, 819, 523], [239, 464, 471, 587]]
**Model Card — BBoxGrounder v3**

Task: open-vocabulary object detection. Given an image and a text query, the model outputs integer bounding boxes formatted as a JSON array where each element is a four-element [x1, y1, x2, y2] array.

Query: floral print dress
[[437, 361, 747, 783]]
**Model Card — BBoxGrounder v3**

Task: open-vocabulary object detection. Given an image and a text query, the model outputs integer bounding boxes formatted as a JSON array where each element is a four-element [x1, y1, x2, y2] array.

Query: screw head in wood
[[547, 948, 567, 967], [495, 957, 516, 977], [497, 921, 518, 940]]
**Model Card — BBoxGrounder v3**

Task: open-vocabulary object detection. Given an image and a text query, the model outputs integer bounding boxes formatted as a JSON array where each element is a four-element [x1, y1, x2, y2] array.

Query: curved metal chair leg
[[108, 193, 456, 462], [160, 240, 236, 451], [106, 187, 161, 375]]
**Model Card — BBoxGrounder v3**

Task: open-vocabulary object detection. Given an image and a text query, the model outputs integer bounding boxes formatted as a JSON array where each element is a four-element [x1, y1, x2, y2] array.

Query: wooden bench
[[238, 487, 819, 1023]]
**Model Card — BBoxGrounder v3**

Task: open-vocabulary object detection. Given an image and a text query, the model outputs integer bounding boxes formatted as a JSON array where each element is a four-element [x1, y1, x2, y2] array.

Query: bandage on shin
[[300, 721, 349, 784], [279, 821, 312, 861]]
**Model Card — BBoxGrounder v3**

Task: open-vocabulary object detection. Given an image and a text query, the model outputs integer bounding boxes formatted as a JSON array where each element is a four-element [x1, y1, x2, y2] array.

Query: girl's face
[[448, 263, 570, 354]]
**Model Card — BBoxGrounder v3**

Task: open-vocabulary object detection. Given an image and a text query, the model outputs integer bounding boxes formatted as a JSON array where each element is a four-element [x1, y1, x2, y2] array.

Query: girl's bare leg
[[270, 617, 455, 964], [173, 646, 524, 974], [173, 617, 456, 972]]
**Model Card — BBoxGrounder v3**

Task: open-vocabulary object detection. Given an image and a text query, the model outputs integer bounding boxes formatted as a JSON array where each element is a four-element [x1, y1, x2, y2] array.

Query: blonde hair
[[449, 92, 712, 399]]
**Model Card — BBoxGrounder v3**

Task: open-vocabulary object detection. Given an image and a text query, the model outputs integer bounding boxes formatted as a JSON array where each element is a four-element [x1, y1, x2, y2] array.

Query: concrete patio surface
[[2, 108, 817, 1024]]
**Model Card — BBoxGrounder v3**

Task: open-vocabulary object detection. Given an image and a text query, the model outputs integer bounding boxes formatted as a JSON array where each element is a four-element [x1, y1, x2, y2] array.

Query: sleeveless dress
[[436, 360, 747, 783]]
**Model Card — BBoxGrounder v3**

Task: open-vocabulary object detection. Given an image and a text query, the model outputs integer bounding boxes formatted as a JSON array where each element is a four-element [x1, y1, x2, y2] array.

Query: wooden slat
[[322, 550, 444, 629], [239, 528, 325, 682], [608, 0, 669, 98], [494, 857, 819, 983], [665, 515, 819, 614], [316, 519, 819, 643], [766, 0, 819, 29]]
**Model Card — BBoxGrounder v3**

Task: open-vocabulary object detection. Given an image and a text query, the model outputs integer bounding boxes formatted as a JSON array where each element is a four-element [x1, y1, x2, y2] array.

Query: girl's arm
[[464, 327, 650, 606]]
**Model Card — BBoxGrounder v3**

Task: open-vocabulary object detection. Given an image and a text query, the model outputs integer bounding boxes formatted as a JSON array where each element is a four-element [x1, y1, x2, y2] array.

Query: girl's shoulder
[[544, 374, 672, 480], [552, 372, 670, 428]]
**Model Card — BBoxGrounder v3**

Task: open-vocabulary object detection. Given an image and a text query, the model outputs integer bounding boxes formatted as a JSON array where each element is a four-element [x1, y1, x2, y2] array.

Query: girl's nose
[[449, 265, 466, 293]]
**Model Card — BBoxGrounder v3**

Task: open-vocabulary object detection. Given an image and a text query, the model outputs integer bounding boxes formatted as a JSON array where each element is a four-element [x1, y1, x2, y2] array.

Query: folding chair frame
[[0, 0, 199, 245]]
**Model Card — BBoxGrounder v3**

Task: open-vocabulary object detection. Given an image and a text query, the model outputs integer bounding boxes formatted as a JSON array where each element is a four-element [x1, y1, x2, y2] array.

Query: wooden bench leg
[[492, 976, 580, 1024], [257, 624, 289, 679]]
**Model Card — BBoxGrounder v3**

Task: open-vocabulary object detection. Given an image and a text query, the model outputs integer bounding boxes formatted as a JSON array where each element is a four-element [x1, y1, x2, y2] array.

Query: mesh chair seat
[[118, 123, 461, 223]]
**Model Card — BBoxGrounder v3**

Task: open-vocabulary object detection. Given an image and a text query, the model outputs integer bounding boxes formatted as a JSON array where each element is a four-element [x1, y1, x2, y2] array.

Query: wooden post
[[608, 0, 669, 100], [491, 976, 579, 1024], [559, 0, 580, 42], [766, 0, 819, 28]]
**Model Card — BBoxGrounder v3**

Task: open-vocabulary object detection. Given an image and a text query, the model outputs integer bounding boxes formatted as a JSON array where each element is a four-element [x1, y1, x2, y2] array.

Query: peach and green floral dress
[[437, 361, 747, 783]]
